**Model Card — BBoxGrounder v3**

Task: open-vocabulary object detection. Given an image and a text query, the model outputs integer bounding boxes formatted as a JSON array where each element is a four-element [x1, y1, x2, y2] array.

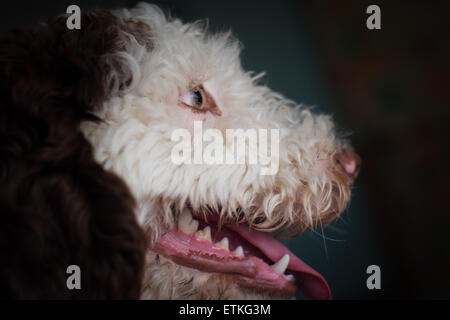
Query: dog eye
[[180, 86, 205, 110]]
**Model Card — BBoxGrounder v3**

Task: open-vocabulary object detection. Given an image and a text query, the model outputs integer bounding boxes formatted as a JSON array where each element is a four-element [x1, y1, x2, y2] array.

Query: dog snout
[[335, 149, 361, 183]]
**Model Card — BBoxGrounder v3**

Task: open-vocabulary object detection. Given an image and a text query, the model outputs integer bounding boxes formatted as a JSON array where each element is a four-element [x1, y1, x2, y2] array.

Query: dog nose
[[335, 150, 361, 183]]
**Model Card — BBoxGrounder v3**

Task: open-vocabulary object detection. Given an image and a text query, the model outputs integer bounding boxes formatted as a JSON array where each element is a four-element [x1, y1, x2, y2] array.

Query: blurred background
[[1, 0, 449, 299]]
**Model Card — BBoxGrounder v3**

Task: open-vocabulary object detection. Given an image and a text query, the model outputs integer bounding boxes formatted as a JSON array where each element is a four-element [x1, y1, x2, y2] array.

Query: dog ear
[[2, 10, 150, 118], [0, 10, 148, 298]]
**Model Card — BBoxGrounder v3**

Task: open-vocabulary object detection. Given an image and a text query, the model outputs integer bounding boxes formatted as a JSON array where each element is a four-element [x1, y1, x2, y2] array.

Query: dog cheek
[[177, 105, 217, 130]]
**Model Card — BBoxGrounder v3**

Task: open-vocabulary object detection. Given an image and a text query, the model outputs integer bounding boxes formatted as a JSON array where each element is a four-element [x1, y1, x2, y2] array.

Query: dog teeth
[[216, 237, 229, 251], [179, 208, 192, 224], [270, 254, 290, 275], [283, 274, 295, 283], [233, 246, 244, 257], [178, 209, 198, 235], [195, 226, 212, 242], [189, 220, 199, 233]]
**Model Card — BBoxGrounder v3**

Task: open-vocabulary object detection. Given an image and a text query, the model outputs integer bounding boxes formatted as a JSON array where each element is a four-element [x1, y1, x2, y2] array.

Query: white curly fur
[[80, 3, 352, 299]]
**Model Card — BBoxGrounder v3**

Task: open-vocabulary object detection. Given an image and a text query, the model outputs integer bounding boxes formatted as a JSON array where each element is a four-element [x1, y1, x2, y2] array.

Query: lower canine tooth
[[283, 274, 295, 283], [181, 219, 198, 235], [179, 209, 192, 224], [270, 254, 290, 275], [189, 219, 199, 233], [233, 246, 244, 257], [216, 237, 229, 251], [195, 226, 212, 242], [179, 209, 198, 234]]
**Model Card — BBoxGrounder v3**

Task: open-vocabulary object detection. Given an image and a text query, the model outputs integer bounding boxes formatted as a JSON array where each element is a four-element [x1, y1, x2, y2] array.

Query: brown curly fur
[[0, 10, 148, 299]]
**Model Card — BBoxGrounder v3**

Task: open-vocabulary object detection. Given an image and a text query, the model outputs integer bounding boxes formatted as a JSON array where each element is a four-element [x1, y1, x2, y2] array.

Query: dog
[[0, 3, 360, 299]]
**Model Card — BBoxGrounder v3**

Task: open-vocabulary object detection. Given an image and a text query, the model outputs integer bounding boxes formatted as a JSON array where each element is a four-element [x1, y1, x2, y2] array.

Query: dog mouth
[[154, 209, 331, 299]]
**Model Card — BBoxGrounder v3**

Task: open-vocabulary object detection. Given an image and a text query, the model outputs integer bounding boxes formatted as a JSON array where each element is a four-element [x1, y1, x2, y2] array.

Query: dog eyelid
[[179, 85, 222, 116]]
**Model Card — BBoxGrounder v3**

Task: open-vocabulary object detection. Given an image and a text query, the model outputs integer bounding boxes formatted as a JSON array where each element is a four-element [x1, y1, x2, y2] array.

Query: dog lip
[[154, 229, 259, 278], [154, 227, 299, 296]]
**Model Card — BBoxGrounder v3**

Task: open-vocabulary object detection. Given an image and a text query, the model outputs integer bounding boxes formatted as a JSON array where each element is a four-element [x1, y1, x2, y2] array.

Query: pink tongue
[[227, 224, 331, 300]]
